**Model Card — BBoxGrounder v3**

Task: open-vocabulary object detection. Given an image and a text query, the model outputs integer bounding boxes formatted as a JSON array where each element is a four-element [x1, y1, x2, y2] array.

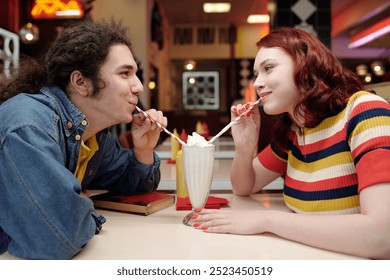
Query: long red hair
[[256, 28, 363, 152]]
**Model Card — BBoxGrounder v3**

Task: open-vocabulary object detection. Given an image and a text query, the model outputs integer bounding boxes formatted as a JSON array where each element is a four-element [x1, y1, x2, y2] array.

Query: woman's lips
[[259, 92, 271, 100]]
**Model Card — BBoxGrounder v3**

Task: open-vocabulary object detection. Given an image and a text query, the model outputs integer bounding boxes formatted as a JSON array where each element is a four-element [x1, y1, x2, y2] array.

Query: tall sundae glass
[[182, 133, 215, 226]]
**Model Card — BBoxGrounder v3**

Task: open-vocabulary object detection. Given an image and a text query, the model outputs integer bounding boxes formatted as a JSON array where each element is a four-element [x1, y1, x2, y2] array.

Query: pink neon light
[[349, 17, 390, 48]]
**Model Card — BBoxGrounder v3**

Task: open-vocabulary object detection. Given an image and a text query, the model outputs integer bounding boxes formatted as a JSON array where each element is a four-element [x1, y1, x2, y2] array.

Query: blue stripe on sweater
[[284, 184, 358, 200], [290, 140, 350, 162]]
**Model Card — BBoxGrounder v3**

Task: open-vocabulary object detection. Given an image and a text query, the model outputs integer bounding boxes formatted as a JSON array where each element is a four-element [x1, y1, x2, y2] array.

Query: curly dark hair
[[1, 20, 133, 103], [256, 28, 364, 152]]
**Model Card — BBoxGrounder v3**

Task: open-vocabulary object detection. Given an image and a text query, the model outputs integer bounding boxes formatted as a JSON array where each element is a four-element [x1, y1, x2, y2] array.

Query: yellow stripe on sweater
[[288, 151, 353, 173], [283, 193, 360, 213]]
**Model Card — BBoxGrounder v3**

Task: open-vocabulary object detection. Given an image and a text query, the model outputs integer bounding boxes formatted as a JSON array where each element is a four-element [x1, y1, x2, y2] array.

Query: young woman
[[0, 20, 167, 259], [193, 28, 390, 259]]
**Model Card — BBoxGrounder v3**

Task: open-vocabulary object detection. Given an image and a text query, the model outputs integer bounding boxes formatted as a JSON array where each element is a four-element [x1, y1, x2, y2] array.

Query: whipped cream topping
[[186, 132, 212, 147]]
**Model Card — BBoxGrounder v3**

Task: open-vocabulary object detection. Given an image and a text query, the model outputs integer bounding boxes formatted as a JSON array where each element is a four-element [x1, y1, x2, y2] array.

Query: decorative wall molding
[[173, 26, 235, 45], [274, 0, 331, 47]]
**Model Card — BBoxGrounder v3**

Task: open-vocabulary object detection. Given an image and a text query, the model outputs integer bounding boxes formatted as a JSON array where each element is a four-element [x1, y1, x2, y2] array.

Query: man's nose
[[131, 79, 144, 96]]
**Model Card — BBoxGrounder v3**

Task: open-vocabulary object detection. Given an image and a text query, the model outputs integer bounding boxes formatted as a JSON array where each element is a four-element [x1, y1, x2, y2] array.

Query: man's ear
[[69, 70, 92, 97]]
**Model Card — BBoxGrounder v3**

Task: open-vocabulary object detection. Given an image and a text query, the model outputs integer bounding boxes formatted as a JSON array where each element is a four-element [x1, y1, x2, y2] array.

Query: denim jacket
[[0, 86, 161, 259]]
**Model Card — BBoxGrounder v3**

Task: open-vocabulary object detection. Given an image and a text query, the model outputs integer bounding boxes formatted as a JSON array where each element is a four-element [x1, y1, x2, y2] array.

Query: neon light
[[31, 0, 84, 19], [348, 17, 390, 48], [247, 15, 270, 24], [203, 3, 231, 13]]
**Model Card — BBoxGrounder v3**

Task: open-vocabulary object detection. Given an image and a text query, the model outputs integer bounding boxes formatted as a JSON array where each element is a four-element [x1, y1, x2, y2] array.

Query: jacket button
[[75, 135, 81, 141], [67, 121, 73, 128], [81, 120, 88, 126]]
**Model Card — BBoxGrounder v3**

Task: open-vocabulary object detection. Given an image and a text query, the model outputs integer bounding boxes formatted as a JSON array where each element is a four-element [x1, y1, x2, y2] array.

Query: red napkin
[[176, 196, 229, 210]]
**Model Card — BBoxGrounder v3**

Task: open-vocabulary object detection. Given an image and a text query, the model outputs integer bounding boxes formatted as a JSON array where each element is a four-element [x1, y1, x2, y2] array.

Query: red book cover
[[91, 191, 174, 215]]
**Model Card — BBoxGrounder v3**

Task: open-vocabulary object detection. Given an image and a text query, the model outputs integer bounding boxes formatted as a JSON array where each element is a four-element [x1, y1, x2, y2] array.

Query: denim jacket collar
[[40, 86, 87, 138]]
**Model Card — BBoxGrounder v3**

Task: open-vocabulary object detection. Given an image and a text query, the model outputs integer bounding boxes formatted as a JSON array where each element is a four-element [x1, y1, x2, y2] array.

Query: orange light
[[31, 0, 84, 19]]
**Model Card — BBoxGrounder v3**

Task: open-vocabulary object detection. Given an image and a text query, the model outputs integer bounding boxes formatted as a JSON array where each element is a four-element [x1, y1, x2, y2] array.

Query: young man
[[0, 20, 167, 259]]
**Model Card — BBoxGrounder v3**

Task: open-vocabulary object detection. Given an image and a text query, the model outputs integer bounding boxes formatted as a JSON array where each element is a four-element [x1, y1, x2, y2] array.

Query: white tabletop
[[0, 193, 365, 260]]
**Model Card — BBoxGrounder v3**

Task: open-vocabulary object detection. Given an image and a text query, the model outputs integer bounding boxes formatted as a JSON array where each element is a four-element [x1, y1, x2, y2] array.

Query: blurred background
[[1, 0, 389, 140]]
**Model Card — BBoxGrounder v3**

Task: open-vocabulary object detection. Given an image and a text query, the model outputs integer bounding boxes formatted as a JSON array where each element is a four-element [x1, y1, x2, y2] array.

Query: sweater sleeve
[[356, 149, 390, 192], [258, 143, 287, 175], [347, 92, 390, 192]]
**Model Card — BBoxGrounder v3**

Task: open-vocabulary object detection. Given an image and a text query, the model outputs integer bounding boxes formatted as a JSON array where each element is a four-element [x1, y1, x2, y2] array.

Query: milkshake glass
[[182, 144, 215, 226]]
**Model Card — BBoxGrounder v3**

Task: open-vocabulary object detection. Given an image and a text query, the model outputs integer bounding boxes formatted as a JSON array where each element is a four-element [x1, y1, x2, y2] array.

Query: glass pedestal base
[[182, 212, 196, 227]]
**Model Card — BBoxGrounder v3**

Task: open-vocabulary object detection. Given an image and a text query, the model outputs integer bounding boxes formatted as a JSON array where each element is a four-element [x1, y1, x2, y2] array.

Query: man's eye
[[121, 71, 130, 77]]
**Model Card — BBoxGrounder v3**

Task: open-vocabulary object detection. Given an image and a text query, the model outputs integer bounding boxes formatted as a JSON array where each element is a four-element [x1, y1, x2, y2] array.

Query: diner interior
[[1, 0, 390, 189], [1, 0, 389, 141], [1, 0, 390, 261]]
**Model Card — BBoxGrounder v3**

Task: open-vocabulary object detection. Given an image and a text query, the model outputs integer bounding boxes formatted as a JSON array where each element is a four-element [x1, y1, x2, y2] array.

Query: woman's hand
[[231, 102, 261, 152], [192, 209, 265, 235], [131, 109, 167, 163]]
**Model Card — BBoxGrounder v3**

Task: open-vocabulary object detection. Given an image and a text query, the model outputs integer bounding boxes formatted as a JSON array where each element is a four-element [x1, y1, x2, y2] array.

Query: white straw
[[135, 106, 187, 146], [208, 97, 263, 144]]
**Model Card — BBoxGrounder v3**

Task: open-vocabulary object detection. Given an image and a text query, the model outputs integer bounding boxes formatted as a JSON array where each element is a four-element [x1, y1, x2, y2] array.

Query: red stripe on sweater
[[284, 173, 357, 192]]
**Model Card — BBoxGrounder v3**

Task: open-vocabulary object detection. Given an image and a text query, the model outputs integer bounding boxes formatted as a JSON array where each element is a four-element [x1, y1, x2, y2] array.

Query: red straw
[[208, 97, 263, 144], [135, 106, 187, 146]]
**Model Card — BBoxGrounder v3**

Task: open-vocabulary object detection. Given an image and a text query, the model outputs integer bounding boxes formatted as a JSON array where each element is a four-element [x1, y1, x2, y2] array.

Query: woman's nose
[[253, 78, 265, 93]]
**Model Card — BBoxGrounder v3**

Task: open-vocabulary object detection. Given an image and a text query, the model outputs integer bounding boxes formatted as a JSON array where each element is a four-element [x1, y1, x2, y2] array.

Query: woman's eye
[[264, 65, 273, 72]]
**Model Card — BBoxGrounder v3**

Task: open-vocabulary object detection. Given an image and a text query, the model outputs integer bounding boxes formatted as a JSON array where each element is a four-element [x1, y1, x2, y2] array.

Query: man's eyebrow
[[118, 64, 136, 71]]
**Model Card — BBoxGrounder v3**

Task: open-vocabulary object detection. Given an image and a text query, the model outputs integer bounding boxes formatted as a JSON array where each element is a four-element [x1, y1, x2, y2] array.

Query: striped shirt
[[259, 91, 390, 214]]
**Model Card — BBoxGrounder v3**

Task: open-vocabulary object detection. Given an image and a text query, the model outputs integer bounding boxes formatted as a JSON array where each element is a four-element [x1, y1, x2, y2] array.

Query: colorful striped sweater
[[258, 91, 390, 214]]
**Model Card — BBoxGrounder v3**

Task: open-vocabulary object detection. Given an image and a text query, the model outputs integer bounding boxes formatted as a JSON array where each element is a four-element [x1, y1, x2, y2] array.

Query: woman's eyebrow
[[259, 58, 275, 67]]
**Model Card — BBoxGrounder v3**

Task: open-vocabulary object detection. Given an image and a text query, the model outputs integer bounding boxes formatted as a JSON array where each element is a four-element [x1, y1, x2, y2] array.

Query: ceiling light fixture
[[356, 64, 368, 76], [184, 60, 196, 71], [371, 61, 385, 76], [148, 81, 156, 90], [348, 17, 390, 48], [364, 73, 372, 83], [203, 3, 231, 13], [247, 14, 270, 24], [19, 23, 40, 44]]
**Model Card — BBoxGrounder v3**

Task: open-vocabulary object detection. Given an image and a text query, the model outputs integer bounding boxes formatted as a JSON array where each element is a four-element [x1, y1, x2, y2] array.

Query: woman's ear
[[69, 70, 92, 97]]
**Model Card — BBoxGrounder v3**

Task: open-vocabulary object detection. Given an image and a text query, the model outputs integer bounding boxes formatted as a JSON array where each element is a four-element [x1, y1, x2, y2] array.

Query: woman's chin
[[263, 106, 283, 116]]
